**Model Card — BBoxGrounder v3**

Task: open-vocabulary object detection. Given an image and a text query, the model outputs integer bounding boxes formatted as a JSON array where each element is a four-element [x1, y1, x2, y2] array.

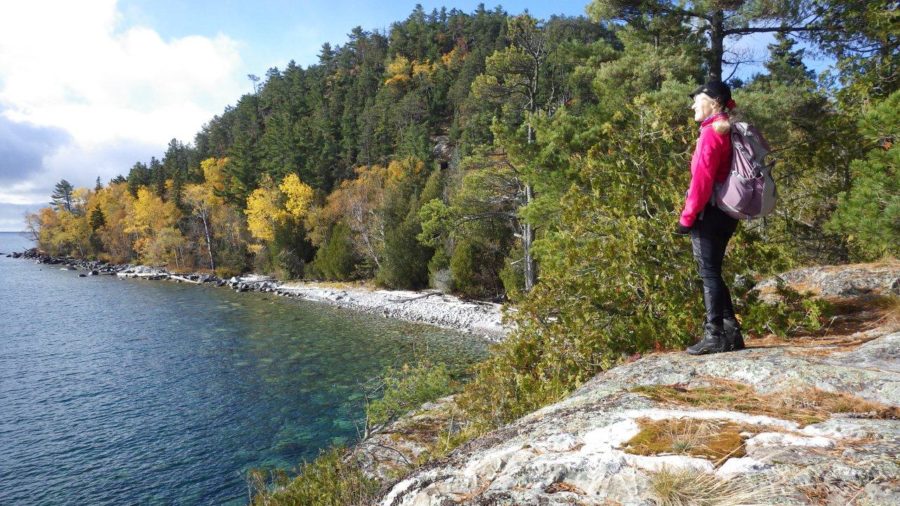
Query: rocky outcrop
[[352, 396, 464, 483], [431, 135, 453, 164], [374, 281, 899, 506], [755, 261, 900, 301], [12, 248, 119, 274]]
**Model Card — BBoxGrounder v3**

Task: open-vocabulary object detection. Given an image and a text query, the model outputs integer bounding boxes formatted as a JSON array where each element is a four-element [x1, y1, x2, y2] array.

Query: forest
[[29, 0, 896, 359]]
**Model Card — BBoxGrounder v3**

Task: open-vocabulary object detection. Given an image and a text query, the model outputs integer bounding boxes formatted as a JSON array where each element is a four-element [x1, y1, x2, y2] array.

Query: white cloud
[[0, 0, 245, 228]]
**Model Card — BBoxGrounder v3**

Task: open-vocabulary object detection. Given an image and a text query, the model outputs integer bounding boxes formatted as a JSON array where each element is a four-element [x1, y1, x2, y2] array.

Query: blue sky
[[0, 1, 832, 231], [119, 1, 594, 78]]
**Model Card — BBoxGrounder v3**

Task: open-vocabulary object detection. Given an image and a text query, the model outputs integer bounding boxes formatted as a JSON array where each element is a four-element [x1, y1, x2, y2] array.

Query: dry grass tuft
[[632, 378, 899, 426], [649, 466, 774, 506], [777, 386, 899, 420], [624, 418, 747, 462]]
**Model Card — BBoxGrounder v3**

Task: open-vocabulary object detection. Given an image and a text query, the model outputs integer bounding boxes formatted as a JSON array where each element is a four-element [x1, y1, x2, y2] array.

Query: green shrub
[[427, 248, 453, 292], [741, 280, 829, 338], [449, 238, 480, 298], [498, 247, 525, 302], [366, 360, 454, 428], [272, 220, 316, 279], [450, 238, 506, 299], [376, 207, 432, 289], [312, 222, 358, 281], [248, 446, 380, 506]]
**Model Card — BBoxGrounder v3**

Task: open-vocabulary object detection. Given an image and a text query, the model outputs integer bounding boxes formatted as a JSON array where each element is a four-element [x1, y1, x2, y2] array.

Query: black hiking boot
[[686, 323, 727, 355], [723, 317, 745, 351]]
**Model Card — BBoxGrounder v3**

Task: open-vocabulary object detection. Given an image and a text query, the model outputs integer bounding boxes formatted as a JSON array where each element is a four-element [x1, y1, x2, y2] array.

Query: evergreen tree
[[586, 0, 872, 81], [50, 179, 74, 212], [127, 161, 151, 197], [759, 33, 816, 86], [89, 207, 106, 230], [827, 90, 900, 259]]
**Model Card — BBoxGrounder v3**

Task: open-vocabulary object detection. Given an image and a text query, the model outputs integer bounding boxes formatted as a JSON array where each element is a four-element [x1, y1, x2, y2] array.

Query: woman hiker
[[676, 80, 745, 355]]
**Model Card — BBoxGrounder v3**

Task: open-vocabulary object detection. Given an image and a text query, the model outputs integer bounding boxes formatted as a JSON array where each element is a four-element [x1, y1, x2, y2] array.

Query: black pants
[[690, 204, 739, 327]]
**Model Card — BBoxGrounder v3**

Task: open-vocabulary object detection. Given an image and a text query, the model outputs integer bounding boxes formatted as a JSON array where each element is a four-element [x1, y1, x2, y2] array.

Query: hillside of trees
[[29, 0, 896, 312]]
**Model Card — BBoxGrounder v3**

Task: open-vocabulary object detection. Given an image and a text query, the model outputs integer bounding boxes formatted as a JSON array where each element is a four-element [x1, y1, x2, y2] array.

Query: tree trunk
[[201, 212, 215, 271], [523, 123, 536, 292], [708, 10, 725, 81], [523, 184, 535, 292]]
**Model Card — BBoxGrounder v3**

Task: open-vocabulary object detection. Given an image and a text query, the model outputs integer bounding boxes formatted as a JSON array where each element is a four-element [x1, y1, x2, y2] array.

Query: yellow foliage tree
[[245, 176, 287, 249], [29, 206, 91, 257], [89, 182, 134, 262], [200, 157, 230, 194], [245, 173, 315, 253], [307, 164, 387, 268], [441, 47, 464, 68], [142, 227, 188, 269], [411, 59, 436, 78], [386, 157, 425, 185], [125, 187, 184, 266], [385, 56, 436, 86], [279, 173, 314, 221], [385, 55, 412, 85], [183, 182, 220, 270], [71, 187, 92, 215], [202, 157, 246, 245]]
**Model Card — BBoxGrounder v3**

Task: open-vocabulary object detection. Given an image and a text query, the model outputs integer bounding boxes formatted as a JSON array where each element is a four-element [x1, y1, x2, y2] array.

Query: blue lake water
[[0, 232, 487, 504]]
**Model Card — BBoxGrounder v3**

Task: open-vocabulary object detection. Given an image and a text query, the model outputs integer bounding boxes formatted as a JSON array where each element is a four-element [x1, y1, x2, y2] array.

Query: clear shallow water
[[0, 232, 487, 505]]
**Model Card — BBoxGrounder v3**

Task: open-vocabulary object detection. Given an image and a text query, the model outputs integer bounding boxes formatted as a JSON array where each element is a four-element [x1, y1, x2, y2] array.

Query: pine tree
[[50, 179, 74, 212]]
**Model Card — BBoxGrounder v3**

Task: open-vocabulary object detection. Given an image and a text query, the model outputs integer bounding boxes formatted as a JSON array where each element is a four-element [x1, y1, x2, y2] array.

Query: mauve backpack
[[714, 122, 777, 220]]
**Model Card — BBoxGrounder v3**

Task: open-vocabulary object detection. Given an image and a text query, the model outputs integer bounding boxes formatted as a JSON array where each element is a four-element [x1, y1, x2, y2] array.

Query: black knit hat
[[689, 81, 732, 107]]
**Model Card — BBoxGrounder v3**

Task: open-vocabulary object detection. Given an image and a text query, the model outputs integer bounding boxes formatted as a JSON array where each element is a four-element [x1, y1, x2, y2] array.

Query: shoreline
[[6, 248, 509, 341]]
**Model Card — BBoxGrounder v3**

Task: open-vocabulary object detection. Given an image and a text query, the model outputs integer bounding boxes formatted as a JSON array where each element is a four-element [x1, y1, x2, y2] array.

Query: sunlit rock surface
[[374, 332, 899, 504]]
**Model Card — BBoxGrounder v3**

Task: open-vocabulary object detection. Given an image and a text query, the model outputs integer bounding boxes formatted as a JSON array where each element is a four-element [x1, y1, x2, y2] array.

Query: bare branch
[[724, 25, 827, 36]]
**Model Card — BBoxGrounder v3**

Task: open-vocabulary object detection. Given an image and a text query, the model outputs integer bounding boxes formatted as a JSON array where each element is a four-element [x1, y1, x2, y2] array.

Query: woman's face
[[691, 93, 718, 122]]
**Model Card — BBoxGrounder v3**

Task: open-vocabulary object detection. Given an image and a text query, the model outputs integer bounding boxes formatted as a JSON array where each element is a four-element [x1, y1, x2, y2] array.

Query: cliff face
[[372, 264, 900, 505]]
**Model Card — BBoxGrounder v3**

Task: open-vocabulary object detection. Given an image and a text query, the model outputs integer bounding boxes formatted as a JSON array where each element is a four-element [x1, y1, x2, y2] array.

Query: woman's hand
[[675, 223, 692, 235]]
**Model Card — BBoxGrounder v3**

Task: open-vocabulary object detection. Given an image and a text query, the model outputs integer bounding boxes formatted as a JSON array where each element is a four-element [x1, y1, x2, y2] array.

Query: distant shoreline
[[6, 248, 509, 341]]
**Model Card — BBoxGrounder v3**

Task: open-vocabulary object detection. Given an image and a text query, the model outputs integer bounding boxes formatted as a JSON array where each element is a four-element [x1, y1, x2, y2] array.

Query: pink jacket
[[680, 113, 732, 227]]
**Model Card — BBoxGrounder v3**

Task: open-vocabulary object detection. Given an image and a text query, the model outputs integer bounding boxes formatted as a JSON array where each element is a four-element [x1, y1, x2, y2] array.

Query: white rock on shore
[[276, 282, 509, 341], [112, 265, 510, 339]]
